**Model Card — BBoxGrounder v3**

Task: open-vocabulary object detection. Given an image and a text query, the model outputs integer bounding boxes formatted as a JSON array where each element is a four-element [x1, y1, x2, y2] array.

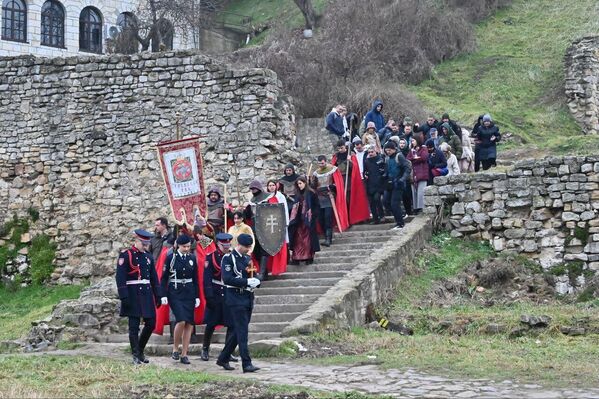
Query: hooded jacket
[[364, 100, 385, 131], [476, 122, 501, 161], [439, 122, 463, 159]]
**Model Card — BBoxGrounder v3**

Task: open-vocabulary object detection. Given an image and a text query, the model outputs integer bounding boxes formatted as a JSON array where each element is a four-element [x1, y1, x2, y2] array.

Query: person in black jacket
[[416, 115, 439, 141], [363, 146, 386, 224], [426, 139, 448, 184], [476, 114, 501, 170], [471, 115, 484, 172], [383, 141, 411, 230]]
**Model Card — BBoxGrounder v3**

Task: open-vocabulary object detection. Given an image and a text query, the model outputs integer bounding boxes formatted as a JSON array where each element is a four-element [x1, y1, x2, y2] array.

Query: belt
[[126, 279, 150, 285], [212, 279, 225, 286], [170, 278, 193, 284], [225, 284, 254, 293]]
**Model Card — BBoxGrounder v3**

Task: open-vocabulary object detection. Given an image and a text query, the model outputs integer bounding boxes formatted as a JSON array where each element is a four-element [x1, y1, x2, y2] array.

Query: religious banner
[[156, 136, 207, 227]]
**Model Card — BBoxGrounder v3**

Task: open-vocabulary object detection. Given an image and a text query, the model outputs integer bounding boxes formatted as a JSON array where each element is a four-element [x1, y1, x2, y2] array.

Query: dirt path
[[34, 343, 599, 398]]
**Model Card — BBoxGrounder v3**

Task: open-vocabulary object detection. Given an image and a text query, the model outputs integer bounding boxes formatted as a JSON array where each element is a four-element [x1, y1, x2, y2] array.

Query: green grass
[[0, 284, 83, 340], [303, 329, 599, 388], [29, 234, 57, 285], [223, 0, 328, 42], [391, 233, 493, 309], [302, 232, 599, 387], [412, 0, 599, 154], [0, 355, 376, 398]]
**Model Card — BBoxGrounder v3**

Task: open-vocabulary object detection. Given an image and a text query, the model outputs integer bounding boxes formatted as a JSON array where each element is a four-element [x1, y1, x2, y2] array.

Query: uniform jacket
[[221, 249, 255, 308], [116, 246, 162, 318], [203, 249, 226, 305], [160, 251, 200, 301]]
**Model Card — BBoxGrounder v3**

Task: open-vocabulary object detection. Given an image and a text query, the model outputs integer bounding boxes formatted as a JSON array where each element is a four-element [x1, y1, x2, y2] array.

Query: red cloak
[[332, 169, 350, 232], [266, 195, 288, 275], [349, 154, 370, 225], [195, 241, 215, 325], [153, 247, 170, 335]]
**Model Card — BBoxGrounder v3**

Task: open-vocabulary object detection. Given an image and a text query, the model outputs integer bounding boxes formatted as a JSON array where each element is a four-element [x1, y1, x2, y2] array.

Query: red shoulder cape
[[349, 154, 370, 225], [195, 241, 215, 325]]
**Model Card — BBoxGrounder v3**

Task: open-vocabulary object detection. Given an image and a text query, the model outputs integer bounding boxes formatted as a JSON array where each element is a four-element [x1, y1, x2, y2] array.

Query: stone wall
[[424, 156, 599, 294], [0, 50, 297, 284], [282, 216, 432, 336], [564, 36, 599, 135]]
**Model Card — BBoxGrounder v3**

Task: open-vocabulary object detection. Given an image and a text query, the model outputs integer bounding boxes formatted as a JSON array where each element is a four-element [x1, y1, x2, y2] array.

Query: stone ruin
[[564, 36, 599, 135], [0, 50, 298, 284], [424, 155, 599, 294]]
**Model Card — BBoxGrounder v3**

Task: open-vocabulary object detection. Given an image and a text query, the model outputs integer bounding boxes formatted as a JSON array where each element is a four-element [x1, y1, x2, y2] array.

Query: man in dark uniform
[[160, 234, 200, 365], [115, 229, 167, 365], [216, 233, 261, 373], [201, 232, 234, 361]]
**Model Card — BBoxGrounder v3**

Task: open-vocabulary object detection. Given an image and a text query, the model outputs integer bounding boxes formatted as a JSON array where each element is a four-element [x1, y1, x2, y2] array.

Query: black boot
[[129, 333, 141, 365], [257, 256, 268, 281], [324, 229, 332, 247], [201, 347, 210, 361], [137, 324, 153, 364]]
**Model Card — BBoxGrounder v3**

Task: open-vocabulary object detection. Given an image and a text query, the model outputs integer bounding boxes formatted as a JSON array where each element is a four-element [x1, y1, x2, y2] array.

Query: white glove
[[195, 298, 200, 308], [161, 297, 168, 305], [247, 278, 261, 288]]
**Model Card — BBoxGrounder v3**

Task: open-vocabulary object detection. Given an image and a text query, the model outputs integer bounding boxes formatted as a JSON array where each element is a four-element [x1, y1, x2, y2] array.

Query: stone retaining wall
[[424, 156, 599, 294], [282, 216, 432, 336], [0, 51, 297, 284], [564, 36, 599, 135]]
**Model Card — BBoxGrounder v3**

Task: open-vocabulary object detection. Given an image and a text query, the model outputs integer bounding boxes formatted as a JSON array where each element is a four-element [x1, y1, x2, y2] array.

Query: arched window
[[41, 0, 64, 48], [1, 0, 27, 42], [79, 7, 102, 53]]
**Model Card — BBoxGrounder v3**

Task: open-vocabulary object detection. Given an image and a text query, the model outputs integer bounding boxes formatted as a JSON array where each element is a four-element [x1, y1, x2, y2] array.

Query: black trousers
[[481, 159, 495, 170], [319, 207, 333, 232], [218, 305, 253, 368], [384, 187, 405, 226], [128, 316, 156, 356], [402, 183, 413, 215], [367, 192, 384, 221]]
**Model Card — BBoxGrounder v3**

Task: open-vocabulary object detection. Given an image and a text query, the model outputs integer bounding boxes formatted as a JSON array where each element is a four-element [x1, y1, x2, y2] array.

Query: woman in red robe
[[288, 176, 321, 264], [265, 180, 288, 276]]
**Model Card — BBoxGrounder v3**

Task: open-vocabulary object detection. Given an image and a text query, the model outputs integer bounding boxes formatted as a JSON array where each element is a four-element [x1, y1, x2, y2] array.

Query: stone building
[[0, 0, 187, 58]]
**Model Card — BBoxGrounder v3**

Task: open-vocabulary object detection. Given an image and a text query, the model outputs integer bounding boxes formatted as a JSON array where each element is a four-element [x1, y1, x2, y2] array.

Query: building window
[[41, 0, 65, 48], [1, 0, 27, 42], [79, 7, 102, 53]]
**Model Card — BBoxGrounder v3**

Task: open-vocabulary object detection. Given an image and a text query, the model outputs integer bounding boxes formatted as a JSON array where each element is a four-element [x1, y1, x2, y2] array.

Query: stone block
[[506, 198, 532, 208], [504, 228, 526, 239], [562, 212, 580, 222], [451, 202, 465, 215]]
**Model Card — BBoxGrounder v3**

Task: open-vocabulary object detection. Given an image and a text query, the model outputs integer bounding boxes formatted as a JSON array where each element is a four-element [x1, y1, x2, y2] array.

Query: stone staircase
[[95, 220, 404, 347]]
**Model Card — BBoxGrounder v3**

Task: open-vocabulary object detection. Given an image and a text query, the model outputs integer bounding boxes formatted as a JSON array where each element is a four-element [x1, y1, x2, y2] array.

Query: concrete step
[[253, 303, 310, 313], [317, 247, 375, 256], [285, 263, 355, 272], [312, 256, 366, 265], [251, 312, 302, 323], [347, 222, 397, 232], [257, 286, 330, 296], [260, 278, 340, 287], [274, 271, 346, 280], [328, 236, 389, 245], [255, 294, 320, 305], [329, 230, 396, 239]]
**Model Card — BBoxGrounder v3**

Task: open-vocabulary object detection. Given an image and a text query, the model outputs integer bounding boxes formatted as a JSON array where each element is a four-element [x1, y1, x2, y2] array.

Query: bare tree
[[292, 0, 317, 30], [110, 0, 223, 53]]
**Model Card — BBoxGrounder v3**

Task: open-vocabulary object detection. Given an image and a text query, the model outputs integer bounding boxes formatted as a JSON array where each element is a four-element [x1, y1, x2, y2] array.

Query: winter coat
[[439, 122, 463, 159], [476, 123, 501, 160], [407, 146, 429, 183], [428, 147, 447, 170], [443, 119, 463, 140], [416, 120, 439, 140], [364, 100, 385, 131], [446, 153, 460, 176], [325, 110, 345, 136], [363, 154, 386, 195]]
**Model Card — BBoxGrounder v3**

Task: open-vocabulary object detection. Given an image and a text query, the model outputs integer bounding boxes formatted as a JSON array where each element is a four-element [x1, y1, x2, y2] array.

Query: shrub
[[29, 235, 57, 285], [231, 0, 511, 117]]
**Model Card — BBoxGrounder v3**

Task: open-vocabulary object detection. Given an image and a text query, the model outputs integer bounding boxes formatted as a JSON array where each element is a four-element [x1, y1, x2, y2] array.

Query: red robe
[[266, 195, 288, 275], [153, 247, 170, 335], [332, 169, 350, 232], [348, 154, 370, 225], [195, 241, 215, 325]]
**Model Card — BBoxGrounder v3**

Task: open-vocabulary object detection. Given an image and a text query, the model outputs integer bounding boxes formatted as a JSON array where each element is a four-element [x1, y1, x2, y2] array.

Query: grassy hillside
[[412, 0, 599, 154], [223, 0, 328, 43]]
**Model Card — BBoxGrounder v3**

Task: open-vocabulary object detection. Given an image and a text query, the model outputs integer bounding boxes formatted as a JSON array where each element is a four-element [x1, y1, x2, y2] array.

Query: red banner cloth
[[156, 136, 207, 226], [153, 247, 170, 335]]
